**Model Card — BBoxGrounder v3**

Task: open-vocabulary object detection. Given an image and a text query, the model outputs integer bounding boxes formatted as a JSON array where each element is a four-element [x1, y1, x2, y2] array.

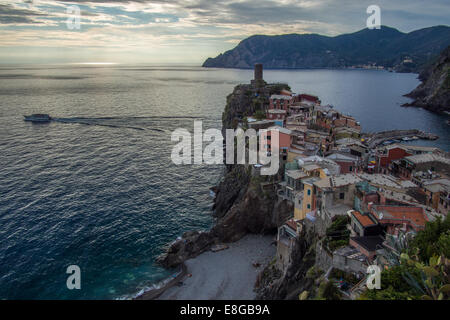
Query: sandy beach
[[157, 234, 276, 300]]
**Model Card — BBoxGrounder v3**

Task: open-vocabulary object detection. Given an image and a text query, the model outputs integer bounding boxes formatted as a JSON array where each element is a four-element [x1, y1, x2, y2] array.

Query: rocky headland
[[157, 81, 294, 270], [404, 45, 450, 114]]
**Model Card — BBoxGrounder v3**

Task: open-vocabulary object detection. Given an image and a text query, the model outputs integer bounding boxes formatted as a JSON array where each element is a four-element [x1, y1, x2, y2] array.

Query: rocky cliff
[[157, 81, 293, 268], [404, 45, 450, 113], [255, 225, 318, 299]]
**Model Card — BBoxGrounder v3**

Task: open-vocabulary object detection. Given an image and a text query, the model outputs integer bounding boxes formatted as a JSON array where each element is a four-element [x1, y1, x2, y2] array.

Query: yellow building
[[294, 177, 319, 220]]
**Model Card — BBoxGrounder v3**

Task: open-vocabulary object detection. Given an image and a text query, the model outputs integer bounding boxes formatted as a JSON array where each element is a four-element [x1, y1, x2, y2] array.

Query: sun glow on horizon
[[70, 62, 118, 65]]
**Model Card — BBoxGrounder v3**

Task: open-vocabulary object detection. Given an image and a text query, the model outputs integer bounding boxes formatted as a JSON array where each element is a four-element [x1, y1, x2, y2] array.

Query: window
[[339, 192, 345, 199], [307, 204, 311, 209], [349, 166, 353, 172], [307, 189, 311, 196]]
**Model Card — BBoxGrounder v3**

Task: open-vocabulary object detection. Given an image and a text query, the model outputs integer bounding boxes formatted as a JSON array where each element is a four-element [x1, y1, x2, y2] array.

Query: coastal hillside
[[405, 45, 450, 113], [202, 25, 450, 72]]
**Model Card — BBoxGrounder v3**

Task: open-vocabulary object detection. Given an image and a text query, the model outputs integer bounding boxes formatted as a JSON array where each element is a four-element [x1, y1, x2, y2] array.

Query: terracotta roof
[[351, 211, 377, 227], [371, 205, 429, 229]]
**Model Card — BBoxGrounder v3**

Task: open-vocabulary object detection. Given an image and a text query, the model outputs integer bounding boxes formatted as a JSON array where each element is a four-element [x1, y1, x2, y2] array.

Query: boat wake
[[51, 115, 218, 132], [53, 117, 149, 131]]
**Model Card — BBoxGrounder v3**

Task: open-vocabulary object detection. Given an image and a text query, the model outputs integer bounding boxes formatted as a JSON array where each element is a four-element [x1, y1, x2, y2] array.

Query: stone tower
[[254, 63, 263, 81]]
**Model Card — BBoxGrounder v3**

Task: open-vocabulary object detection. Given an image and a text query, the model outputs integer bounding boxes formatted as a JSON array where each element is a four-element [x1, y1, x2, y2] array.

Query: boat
[[23, 114, 52, 122]]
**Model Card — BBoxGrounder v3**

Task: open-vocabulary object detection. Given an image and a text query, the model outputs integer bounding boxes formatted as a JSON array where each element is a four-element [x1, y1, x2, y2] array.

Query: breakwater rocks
[[364, 129, 439, 149]]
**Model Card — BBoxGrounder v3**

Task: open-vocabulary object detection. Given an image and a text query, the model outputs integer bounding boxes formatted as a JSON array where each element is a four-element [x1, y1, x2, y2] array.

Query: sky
[[0, 0, 449, 64]]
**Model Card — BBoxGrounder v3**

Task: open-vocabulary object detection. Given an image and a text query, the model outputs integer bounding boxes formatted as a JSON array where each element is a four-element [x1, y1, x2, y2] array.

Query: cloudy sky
[[0, 0, 448, 64]]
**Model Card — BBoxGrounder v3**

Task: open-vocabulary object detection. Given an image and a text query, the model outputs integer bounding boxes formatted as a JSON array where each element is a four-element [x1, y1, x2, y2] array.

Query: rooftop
[[334, 246, 367, 262], [267, 109, 287, 114], [326, 203, 353, 216], [371, 205, 428, 229], [303, 177, 320, 186], [330, 174, 362, 187], [404, 153, 450, 165], [302, 163, 321, 172], [351, 211, 377, 227], [351, 236, 384, 252], [270, 94, 293, 100], [285, 219, 298, 233], [335, 137, 365, 147], [378, 143, 441, 153], [326, 152, 359, 162], [358, 173, 414, 189], [267, 126, 292, 135], [423, 180, 450, 193], [379, 189, 418, 204], [286, 170, 308, 180], [314, 177, 331, 189]]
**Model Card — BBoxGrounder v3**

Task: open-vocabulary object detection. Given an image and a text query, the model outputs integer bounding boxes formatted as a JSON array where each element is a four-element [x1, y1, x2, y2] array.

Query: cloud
[[0, 0, 448, 63]]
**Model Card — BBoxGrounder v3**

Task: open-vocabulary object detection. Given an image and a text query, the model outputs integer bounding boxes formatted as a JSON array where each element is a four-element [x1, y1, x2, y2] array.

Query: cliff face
[[256, 227, 317, 300], [157, 82, 292, 268], [203, 26, 450, 72], [405, 46, 450, 113]]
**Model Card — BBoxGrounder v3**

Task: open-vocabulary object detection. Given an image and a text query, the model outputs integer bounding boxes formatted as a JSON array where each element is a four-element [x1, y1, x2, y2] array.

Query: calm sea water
[[0, 65, 448, 299]]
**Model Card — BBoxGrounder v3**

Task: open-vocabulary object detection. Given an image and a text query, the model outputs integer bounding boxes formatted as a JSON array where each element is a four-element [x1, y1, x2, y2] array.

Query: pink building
[[261, 126, 293, 161]]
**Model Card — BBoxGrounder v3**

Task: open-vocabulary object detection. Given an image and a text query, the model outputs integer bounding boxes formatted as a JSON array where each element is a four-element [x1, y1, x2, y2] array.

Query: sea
[[0, 65, 448, 299]]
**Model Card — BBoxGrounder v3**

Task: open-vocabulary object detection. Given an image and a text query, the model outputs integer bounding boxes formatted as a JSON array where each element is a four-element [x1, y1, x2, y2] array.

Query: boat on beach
[[23, 114, 52, 122]]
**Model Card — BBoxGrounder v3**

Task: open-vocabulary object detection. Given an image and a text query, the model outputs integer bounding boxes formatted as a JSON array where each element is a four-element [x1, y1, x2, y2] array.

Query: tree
[[318, 281, 341, 300], [253, 110, 266, 121], [410, 215, 450, 261]]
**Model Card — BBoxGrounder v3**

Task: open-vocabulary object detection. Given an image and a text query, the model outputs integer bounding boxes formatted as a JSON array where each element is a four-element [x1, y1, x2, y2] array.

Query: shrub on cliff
[[317, 281, 341, 300], [323, 215, 350, 253], [410, 215, 450, 261]]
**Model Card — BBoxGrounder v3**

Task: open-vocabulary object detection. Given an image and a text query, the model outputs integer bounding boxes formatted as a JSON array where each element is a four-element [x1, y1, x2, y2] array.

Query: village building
[[296, 93, 321, 105], [253, 72, 450, 281], [349, 235, 384, 262], [269, 94, 293, 111], [421, 179, 450, 215], [332, 246, 368, 276], [276, 219, 301, 270], [326, 152, 360, 174], [334, 138, 368, 158], [368, 204, 429, 235], [390, 153, 450, 179], [248, 119, 276, 130], [305, 174, 362, 231], [260, 126, 293, 161], [375, 144, 412, 174], [266, 109, 287, 125], [357, 173, 417, 193], [333, 114, 361, 132], [349, 210, 380, 237]]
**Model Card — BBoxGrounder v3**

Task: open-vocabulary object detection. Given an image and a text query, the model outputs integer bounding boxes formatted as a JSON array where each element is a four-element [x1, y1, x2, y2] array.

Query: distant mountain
[[203, 26, 450, 72], [404, 45, 450, 113]]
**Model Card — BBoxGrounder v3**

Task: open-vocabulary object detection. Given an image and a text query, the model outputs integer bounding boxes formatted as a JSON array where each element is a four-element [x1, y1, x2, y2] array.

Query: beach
[[157, 235, 276, 300]]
